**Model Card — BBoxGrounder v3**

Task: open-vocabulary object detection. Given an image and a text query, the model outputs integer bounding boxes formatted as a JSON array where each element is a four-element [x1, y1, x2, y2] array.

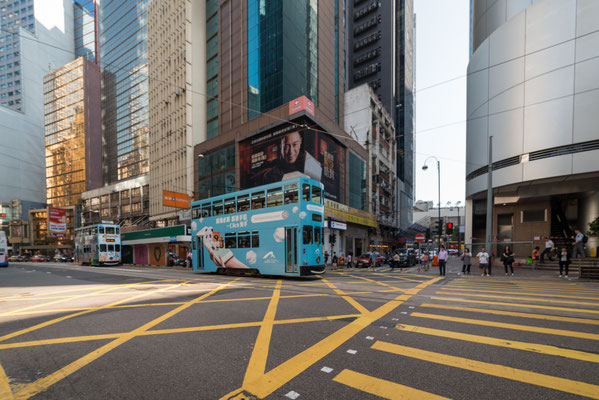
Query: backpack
[[582, 235, 588, 244]]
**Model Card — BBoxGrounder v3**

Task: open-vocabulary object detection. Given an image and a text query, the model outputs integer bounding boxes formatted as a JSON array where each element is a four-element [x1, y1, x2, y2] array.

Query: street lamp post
[[422, 156, 441, 251], [198, 153, 214, 198]]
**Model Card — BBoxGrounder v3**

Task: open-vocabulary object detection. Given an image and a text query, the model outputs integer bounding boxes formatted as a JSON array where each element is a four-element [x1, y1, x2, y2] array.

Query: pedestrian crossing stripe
[[420, 304, 599, 325], [410, 312, 599, 340], [430, 296, 599, 315], [435, 291, 599, 307], [372, 341, 599, 399], [436, 287, 599, 301], [333, 369, 449, 400], [395, 324, 599, 363]]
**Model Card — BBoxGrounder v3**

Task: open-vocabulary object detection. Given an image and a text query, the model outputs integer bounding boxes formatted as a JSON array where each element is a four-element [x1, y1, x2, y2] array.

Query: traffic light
[[446, 222, 454, 235], [432, 220, 443, 235]]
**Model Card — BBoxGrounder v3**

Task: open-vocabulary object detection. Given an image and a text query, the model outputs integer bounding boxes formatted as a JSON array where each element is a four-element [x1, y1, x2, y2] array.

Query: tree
[[587, 216, 599, 237]]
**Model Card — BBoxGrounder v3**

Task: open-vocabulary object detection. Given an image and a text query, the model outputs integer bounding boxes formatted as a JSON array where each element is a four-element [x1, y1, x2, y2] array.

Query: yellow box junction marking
[[430, 296, 599, 315], [435, 291, 599, 307], [0, 362, 14, 400], [411, 312, 599, 340], [437, 287, 599, 301], [420, 304, 599, 326], [372, 341, 599, 399], [11, 278, 242, 400], [333, 369, 449, 400], [320, 278, 369, 315], [337, 272, 407, 293], [221, 277, 442, 400], [395, 324, 599, 363]]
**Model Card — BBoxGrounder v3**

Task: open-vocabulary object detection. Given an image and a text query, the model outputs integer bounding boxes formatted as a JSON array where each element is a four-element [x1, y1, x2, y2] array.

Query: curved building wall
[[466, 0, 599, 199]]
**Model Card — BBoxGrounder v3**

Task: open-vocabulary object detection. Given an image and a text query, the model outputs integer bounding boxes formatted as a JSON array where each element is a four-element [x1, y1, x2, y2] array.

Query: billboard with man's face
[[239, 124, 345, 202]]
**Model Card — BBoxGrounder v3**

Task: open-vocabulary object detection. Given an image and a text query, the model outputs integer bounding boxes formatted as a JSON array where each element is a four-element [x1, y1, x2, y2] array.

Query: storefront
[[323, 199, 377, 258], [122, 225, 190, 266]]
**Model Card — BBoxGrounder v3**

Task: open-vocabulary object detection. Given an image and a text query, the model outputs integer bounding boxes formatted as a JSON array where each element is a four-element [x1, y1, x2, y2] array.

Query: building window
[[521, 209, 546, 223]]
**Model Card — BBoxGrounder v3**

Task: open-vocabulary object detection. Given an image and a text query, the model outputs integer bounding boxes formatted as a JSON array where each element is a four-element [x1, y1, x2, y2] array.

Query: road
[[0, 260, 598, 399]]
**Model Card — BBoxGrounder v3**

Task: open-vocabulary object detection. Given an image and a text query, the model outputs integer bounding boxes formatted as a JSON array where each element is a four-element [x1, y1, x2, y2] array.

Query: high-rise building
[[465, 0, 599, 256], [73, 0, 97, 63], [193, 0, 377, 257], [345, 0, 415, 230], [44, 57, 102, 208]]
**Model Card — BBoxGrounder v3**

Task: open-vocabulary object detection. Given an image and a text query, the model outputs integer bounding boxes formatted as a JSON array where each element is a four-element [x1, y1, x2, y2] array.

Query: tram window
[[106, 227, 115, 234], [267, 187, 283, 207], [99, 226, 104, 234], [238, 195, 250, 212], [100, 244, 107, 252], [115, 244, 121, 252], [116, 227, 120, 234], [213, 201, 224, 216], [192, 207, 202, 219], [202, 204, 211, 218], [238, 232, 250, 248], [312, 186, 321, 203], [312, 214, 322, 222], [225, 233, 237, 249], [314, 226, 321, 245], [302, 184, 310, 201], [284, 184, 298, 204], [108, 244, 114, 252], [251, 231, 259, 248], [251, 192, 265, 209], [303, 225, 313, 244], [225, 198, 236, 214]]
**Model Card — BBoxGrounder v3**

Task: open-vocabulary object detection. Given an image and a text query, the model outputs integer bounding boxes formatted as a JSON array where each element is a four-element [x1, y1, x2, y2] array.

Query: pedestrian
[[332, 251, 338, 269], [324, 251, 329, 266], [187, 250, 192, 268], [369, 252, 376, 271], [540, 236, 554, 263], [419, 252, 430, 272], [392, 252, 400, 271], [347, 253, 353, 269], [438, 245, 448, 276], [461, 248, 471, 275], [476, 247, 490, 276], [502, 245, 515, 276], [532, 246, 540, 268], [572, 229, 587, 259], [558, 247, 571, 278]]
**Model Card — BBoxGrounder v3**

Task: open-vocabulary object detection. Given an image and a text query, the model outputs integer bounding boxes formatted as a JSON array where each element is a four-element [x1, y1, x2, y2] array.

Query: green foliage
[[588, 216, 599, 237]]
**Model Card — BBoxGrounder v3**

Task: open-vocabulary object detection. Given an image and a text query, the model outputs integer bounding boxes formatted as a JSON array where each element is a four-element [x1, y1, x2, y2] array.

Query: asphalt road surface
[[1, 260, 598, 399]]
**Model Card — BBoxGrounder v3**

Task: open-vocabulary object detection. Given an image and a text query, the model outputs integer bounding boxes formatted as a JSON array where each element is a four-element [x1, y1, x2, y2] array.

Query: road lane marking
[[321, 278, 369, 315], [372, 341, 599, 399], [0, 362, 14, 400], [447, 283, 596, 293], [14, 278, 242, 400], [437, 288, 599, 301], [220, 277, 442, 399], [347, 349, 357, 354], [395, 323, 599, 363], [243, 280, 282, 386], [430, 296, 599, 315], [333, 369, 449, 400], [337, 273, 407, 293], [435, 291, 599, 307], [321, 367, 333, 373], [411, 312, 599, 340], [420, 304, 599, 325]]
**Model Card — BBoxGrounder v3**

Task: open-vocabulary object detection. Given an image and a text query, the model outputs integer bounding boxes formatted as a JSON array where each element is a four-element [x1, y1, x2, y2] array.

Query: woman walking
[[461, 248, 472, 275], [502, 246, 515, 276], [558, 247, 571, 278]]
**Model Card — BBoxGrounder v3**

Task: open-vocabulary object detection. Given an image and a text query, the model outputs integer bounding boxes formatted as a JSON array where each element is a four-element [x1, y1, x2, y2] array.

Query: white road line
[[321, 367, 333, 373], [347, 349, 357, 355]]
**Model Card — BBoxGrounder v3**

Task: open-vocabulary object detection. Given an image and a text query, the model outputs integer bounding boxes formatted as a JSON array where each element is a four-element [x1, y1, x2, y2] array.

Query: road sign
[[415, 233, 425, 243]]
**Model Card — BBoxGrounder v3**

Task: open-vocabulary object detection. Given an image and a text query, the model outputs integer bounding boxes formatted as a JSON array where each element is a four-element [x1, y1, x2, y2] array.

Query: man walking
[[476, 247, 490, 276], [438, 246, 448, 276], [573, 229, 586, 259], [540, 236, 554, 263]]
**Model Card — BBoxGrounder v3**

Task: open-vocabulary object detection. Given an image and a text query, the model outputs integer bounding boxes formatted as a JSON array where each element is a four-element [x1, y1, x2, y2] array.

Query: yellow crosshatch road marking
[[430, 296, 599, 315], [437, 288, 599, 301], [411, 312, 599, 340], [0, 279, 195, 343], [12, 278, 242, 400], [321, 278, 369, 315], [0, 314, 362, 351], [333, 369, 449, 400], [221, 277, 442, 400], [447, 282, 595, 291], [0, 362, 13, 400], [435, 291, 599, 307], [420, 304, 599, 325], [337, 272, 407, 293], [395, 324, 599, 363], [372, 341, 599, 399]]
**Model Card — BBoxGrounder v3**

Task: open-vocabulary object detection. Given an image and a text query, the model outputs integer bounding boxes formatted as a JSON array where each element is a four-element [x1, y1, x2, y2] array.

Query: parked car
[[9, 255, 24, 262], [58, 254, 74, 262], [356, 252, 384, 268], [447, 249, 459, 256], [31, 254, 50, 262], [168, 253, 186, 267], [390, 249, 418, 269]]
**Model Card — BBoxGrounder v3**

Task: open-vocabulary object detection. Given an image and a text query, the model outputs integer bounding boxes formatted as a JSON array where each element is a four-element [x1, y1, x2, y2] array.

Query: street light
[[198, 153, 213, 198], [422, 156, 441, 251]]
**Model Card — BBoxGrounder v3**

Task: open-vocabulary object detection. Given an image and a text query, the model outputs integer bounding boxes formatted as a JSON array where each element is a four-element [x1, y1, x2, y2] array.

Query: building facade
[[73, 0, 98, 63], [44, 57, 102, 208], [345, 0, 415, 230], [466, 0, 599, 256]]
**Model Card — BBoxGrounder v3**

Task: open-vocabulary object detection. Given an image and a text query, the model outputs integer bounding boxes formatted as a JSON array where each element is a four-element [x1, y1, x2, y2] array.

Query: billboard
[[163, 190, 191, 209], [239, 123, 345, 202], [48, 207, 67, 238]]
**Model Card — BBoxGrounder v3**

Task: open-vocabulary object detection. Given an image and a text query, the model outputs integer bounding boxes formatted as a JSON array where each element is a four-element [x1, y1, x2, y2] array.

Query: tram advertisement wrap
[[48, 207, 67, 238], [239, 127, 344, 202]]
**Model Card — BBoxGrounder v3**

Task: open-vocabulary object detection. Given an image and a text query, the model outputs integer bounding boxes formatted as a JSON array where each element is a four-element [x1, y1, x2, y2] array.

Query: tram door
[[285, 227, 298, 273], [196, 237, 204, 269]]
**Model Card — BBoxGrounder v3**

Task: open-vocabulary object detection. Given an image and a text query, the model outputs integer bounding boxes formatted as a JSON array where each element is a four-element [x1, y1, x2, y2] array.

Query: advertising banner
[[239, 123, 345, 202], [163, 190, 191, 209], [48, 207, 67, 238]]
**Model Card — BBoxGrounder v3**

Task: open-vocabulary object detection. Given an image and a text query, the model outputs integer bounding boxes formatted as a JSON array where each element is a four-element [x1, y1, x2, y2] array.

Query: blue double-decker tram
[[191, 177, 325, 276]]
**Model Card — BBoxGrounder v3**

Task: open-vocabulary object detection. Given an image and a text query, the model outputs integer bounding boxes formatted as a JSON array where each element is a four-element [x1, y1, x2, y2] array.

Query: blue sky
[[414, 0, 469, 206]]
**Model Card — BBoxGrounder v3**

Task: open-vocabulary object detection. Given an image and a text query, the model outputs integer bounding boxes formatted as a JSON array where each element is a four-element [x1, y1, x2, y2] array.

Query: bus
[[0, 231, 7, 267], [74, 223, 122, 266], [191, 177, 325, 277]]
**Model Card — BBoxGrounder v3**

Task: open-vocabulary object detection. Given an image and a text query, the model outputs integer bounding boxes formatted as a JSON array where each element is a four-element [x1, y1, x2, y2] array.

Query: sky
[[413, 0, 470, 207]]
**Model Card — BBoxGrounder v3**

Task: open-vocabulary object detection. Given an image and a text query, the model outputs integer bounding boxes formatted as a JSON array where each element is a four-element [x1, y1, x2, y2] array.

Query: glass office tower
[[98, 0, 149, 184], [73, 0, 97, 63]]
